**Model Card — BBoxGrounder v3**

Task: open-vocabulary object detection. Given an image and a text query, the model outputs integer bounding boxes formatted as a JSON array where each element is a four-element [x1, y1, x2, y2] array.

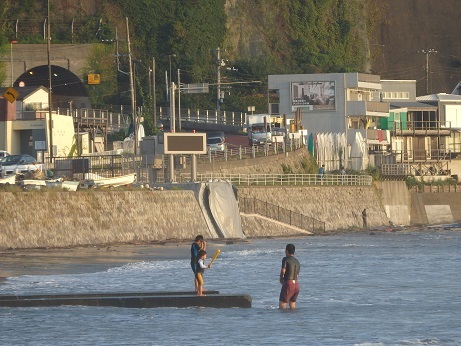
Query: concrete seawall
[[238, 185, 389, 231], [2, 146, 461, 249], [0, 185, 386, 250], [0, 191, 211, 249], [1, 184, 460, 249]]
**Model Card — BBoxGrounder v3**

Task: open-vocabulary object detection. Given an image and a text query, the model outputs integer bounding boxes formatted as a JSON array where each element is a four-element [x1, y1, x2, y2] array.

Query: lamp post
[[10, 39, 17, 87]]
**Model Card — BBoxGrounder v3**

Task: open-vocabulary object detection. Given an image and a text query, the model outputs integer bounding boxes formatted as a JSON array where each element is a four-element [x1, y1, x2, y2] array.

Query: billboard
[[291, 81, 335, 111], [164, 133, 207, 154]]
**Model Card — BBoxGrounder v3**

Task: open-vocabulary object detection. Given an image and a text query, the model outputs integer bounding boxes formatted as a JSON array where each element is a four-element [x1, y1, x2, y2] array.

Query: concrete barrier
[[0, 291, 252, 308]]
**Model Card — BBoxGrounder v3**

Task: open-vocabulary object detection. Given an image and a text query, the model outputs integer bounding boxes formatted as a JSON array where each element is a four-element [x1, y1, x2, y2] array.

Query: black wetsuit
[[282, 256, 300, 281], [190, 243, 201, 274]]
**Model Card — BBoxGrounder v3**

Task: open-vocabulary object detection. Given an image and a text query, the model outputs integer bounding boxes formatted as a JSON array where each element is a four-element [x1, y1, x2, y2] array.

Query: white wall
[[445, 105, 461, 129]]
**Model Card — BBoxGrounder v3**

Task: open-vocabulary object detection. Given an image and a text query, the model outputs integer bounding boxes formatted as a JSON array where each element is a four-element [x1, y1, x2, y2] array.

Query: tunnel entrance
[[14, 65, 91, 109]]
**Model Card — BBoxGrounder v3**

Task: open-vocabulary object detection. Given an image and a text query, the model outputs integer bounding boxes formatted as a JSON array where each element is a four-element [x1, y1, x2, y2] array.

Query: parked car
[[0, 154, 44, 176], [207, 131, 225, 141], [0, 150, 10, 159], [206, 136, 226, 151]]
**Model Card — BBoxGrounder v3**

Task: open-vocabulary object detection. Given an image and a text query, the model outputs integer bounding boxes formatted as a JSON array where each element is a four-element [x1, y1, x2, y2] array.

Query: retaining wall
[[0, 185, 387, 250], [2, 147, 460, 249]]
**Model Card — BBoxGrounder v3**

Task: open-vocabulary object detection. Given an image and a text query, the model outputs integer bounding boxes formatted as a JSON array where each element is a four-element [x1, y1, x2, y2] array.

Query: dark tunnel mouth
[[14, 65, 89, 97]]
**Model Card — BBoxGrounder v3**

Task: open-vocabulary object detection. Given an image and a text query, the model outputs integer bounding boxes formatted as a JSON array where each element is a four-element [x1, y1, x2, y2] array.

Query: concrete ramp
[[0, 291, 252, 308], [206, 182, 245, 239]]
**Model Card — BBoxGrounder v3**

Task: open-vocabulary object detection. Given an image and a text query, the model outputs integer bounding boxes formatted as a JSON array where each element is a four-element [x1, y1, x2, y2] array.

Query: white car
[[206, 136, 226, 151], [0, 154, 44, 176]]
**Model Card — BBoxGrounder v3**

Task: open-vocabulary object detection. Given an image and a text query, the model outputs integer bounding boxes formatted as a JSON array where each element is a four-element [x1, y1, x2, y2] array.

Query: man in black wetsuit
[[279, 243, 301, 310]]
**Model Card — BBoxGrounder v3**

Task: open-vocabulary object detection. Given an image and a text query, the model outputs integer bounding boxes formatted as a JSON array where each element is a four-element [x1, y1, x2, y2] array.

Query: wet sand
[[0, 239, 249, 284], [0, 242, 194, 283]]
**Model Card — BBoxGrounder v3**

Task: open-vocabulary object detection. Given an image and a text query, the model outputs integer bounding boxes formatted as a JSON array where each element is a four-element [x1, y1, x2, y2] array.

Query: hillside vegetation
[[0, 0, 377, 133]]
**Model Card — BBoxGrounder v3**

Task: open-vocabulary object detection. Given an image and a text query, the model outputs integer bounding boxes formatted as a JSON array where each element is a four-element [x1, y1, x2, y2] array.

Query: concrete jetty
[[0, 291, 252, 308]]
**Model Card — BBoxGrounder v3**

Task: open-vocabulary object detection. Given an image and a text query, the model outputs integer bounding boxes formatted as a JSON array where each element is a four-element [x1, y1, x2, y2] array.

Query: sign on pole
[[181, 83, 209, 94], [88, 74, 101, 85], [2, 87, 19, 103], [164, 133, 207, 154]]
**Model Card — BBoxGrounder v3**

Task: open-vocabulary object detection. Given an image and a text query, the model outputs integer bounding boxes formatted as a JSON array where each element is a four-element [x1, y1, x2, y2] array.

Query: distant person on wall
[[362, 208, 367, 228], [191, 235, 206, 293], [195, 250, 212, 296], [318, 164, 325, 181], [279, 243, 301, 310]]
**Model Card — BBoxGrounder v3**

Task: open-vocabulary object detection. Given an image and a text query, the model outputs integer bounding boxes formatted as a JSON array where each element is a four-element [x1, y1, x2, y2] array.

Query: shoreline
[[0, 226, 457, 284]]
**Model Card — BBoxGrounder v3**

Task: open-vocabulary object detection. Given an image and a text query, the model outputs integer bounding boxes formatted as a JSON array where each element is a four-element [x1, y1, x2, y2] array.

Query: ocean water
[[1, 230, 461, 346]]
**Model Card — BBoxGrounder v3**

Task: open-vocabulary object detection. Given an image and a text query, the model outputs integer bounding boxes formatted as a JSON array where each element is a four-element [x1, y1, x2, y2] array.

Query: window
[[381, 91, 410, 100]]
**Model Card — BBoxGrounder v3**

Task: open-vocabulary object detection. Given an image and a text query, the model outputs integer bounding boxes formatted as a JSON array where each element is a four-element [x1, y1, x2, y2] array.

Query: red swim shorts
[[279, 280, 300, 303]]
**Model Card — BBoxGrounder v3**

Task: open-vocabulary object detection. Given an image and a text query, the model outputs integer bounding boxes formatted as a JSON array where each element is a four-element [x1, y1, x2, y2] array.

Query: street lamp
[[10, 39, 17, 87]]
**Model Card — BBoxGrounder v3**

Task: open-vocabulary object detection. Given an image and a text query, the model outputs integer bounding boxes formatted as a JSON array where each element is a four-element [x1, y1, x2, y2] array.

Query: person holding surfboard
[[191, 235, 206, 293], [279, 243, 301, 310], [195, 250, 212, 296]]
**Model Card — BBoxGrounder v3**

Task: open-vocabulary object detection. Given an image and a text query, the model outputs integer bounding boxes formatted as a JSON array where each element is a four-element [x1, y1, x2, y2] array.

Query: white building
[[268, 73, 390, 170]]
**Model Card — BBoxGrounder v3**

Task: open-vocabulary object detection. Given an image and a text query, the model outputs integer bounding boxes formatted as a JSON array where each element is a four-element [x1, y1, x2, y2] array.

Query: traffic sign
[[2, 87, 19, 103], [88, 74, 101, 85], [181, 83, 209, 94]]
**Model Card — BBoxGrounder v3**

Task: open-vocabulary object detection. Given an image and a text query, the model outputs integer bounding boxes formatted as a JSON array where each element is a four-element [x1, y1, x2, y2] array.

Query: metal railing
[[410, 184, 460, 193], [392, 120, 451, 135], [51, 155, 137, 180], [381, 162, 450, 177], [196, 140, 303, 163], [375, 149, 452, 163], [158, 107, 246, 127], [239, 197, 325, 233], [47, 155, 373, 186], [178, 173, 373, 186]]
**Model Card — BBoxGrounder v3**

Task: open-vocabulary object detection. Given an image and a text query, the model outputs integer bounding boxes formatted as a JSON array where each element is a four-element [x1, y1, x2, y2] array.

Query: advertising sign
[[164, 133, 206, 154], [291, 81, 335, 111]]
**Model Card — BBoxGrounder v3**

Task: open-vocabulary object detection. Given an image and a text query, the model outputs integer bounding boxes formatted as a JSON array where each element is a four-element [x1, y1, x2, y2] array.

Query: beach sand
[[0, 239, 250, 284], [0, 242, 196, 283]]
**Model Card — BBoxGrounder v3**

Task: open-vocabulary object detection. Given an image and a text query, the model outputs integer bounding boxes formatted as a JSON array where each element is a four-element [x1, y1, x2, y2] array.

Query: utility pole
[[10, 39, 17, 87], [169, 82, 176, 182], [216, 47, 221, 115], [126, 17, 137, 154], [152, 57, 156, 128], [422, 48, 437, 94], [178, 68, 181, 131], [47, 0, 53, 162]]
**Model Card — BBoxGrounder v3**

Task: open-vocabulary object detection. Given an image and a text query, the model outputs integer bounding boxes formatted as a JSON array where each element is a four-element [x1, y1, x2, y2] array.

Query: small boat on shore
[[80, 173, 136, 188], [0, 174, 15, 185], [44, 180, 80, 191], [17, 178, 80, 191]]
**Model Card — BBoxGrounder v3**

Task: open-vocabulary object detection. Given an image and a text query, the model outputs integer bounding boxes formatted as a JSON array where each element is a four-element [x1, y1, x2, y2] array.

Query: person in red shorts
[[279, 243, 301, 310]]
